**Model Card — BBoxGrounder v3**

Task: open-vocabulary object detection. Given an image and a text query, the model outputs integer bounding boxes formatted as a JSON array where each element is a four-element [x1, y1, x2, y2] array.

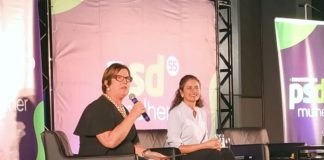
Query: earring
[[107, 87, 110, 91]]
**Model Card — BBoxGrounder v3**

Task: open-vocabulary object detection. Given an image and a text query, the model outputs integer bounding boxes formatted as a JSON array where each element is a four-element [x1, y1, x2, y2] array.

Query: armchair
[[137, 129, 182, 160], [220, 127, 269, 160], [41, 130, 137, 160], [219, 127, 304, 160]]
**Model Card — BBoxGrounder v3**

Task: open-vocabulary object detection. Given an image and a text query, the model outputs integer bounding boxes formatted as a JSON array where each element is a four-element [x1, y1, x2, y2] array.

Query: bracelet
[[141, 149, 150, 157]]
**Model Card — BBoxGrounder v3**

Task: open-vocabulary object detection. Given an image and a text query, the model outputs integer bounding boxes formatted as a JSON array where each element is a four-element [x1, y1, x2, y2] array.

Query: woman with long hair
[[166, 75, 234, 160]]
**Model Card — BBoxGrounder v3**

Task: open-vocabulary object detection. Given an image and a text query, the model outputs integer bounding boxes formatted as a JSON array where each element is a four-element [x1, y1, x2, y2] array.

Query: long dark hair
[[170, 75, 204, 111]]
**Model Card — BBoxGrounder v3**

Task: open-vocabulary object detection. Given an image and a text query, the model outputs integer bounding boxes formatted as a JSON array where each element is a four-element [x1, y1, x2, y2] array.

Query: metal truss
[[38, 0, 54, 130], [217, 0, 234, 128]]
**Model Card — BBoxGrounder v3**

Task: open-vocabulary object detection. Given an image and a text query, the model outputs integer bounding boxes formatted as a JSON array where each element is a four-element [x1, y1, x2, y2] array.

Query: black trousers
[[182, 148, 235, 160], [138, 148, 235, 160]]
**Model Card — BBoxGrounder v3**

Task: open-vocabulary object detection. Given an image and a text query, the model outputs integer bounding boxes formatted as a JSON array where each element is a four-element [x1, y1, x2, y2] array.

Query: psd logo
[[289, 77, 324, 110]]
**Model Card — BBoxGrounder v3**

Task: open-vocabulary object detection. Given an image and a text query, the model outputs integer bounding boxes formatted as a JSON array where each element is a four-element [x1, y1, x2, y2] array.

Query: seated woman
[[165, 75, 234, 160], [74, 63, 166, 159]]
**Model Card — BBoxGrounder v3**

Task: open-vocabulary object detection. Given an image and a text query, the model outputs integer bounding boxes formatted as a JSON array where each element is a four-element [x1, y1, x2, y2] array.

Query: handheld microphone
[[129, 93, 150, 121]]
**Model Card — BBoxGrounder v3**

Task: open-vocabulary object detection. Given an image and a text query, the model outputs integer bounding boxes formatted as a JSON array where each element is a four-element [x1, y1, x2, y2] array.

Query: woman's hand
[[204, 139, 222, 151], [129, 102, 146, 119], [143, 150, 170, 160]]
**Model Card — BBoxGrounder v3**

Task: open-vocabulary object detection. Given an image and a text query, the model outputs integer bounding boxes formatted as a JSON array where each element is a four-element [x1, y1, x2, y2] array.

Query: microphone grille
[[129, 93, 136, 100]]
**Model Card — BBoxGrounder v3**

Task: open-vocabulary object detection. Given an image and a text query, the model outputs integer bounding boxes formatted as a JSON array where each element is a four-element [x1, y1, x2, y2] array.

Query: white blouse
[[165, 101, 208, 148]]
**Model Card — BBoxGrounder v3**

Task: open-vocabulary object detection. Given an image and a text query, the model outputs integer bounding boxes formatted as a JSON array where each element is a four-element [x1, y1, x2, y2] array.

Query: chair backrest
[[54, 130, 75, 156], [218, 127, 270, 160], [221, 127, 270, 145], [137, 129, 167, 148], [41, 130, 71, 159], [137, 129, 182, 160], [42, 130, 137, 160]]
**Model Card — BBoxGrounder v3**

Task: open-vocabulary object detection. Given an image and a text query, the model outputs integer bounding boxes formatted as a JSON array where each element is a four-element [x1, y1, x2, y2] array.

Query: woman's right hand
[[129, 102, 146, 119]]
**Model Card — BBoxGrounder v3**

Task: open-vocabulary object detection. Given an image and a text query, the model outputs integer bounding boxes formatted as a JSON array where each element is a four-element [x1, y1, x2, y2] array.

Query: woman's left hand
[[143, 150, 170, 160]]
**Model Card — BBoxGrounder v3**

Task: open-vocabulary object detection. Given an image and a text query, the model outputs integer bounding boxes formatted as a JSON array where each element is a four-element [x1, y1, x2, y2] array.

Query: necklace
[[193, 109, 197, 118], [104, 94, 127, 118], [185, 102, 197, 118]]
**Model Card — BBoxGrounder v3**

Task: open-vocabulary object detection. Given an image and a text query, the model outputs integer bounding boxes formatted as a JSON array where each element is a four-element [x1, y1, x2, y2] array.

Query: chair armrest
[[67, 154, 137, 160], [230, 144, 266, 160], [268, 142, 305, 159]]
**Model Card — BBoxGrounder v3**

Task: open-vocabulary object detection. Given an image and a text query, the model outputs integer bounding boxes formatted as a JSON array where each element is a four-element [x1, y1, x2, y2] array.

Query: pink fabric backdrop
[[52, 0, 217, 153]]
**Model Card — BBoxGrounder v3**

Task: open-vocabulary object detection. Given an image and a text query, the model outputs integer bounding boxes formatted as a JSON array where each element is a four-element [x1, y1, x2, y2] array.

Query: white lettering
[[125, 98, 170, 121], [297, 107, 324, 118]]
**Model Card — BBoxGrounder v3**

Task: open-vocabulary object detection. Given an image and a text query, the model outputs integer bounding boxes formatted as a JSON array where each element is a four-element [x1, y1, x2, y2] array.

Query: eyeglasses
[[113, 75, 133, 83]]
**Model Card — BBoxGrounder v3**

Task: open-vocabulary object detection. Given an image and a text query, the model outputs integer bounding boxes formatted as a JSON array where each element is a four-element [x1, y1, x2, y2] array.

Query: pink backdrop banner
[[51, 0, 217, 153]]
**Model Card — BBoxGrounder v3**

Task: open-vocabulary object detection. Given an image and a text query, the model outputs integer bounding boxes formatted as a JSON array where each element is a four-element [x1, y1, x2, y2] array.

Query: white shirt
[[165, 101, 208, 148]]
